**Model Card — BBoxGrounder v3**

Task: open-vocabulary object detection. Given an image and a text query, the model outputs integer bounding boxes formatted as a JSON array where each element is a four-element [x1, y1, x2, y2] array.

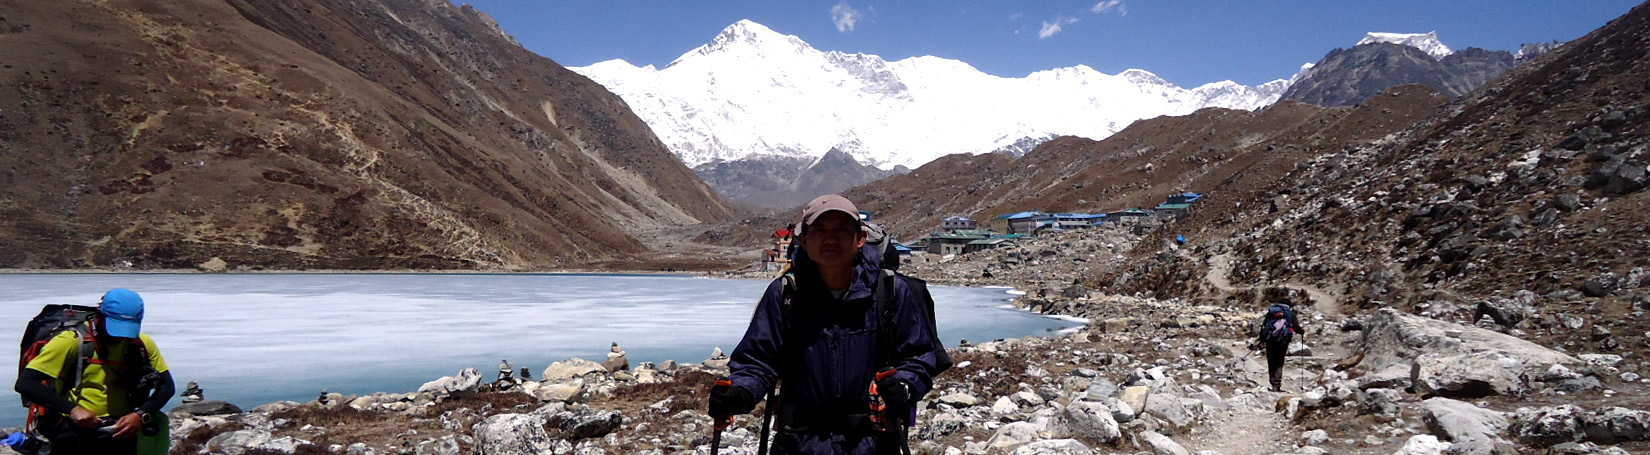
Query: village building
[[940, 216, 979, 231], [1105, 208, 1155, 224], [926, 229, 995, 255], [1053, 213, 1106, 229]]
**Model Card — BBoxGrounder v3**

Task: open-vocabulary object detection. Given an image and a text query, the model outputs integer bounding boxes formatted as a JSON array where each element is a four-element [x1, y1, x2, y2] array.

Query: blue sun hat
[[99, 288, 145, 338]]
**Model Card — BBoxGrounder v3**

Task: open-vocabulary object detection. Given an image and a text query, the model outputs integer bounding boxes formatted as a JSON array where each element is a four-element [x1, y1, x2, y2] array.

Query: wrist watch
[[138, 410, 152, 424]]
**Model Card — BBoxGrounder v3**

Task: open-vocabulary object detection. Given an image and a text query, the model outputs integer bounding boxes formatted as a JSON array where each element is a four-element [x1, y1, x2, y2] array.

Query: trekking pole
[[711, 378, 733, 455], [758, 390, 775, 455]]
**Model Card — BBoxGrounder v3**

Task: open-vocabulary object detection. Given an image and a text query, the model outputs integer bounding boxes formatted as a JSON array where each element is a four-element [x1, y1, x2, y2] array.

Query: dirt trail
[[1190, 405, 1296, 455], [1206, 254, 1343, 317]]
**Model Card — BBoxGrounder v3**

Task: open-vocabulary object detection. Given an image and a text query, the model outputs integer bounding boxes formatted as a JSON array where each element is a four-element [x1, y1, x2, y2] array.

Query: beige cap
[[798, 194, 861, 235]]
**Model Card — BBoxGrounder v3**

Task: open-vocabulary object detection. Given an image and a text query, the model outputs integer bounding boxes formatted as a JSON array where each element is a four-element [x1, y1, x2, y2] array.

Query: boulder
[[1083, 378, 1119, 401], [1411, 351, 1530, 397], [414, 436, 460, 455], [248, 401, 299, 414], [205, 429, 310, 455], [1394, 434, 1450, 455], [1051, 401, 1121, 445], [558, 410, 624, 439], [1120, 386, 1150, 415], [991, 397, 1019, 416], [1358, 309, 1577, 378], [601, 355, 629, 373], [1475, 293, 1535, 328], [1421, 397, 1509, 444], [474, 414, 558, 455], [1582, 407, 1650, 444], [1139, 430, 1189, 455], [523, 381, 585, 403], [418, 368, 483, 397], [1546, 441, 1633, 455], [1009, 439, 1091, 455], [1010, 391, 1046, 407], [1143, 393, 1202, 428], [542, 358, 606, 381], [938, 393, 981, 407], [1300, 429, 1329, 446], [1357, 365, 1412, 390], [173, 400, 244, 416], [1510, 405, 1586, 447], [985, 421, 1043, 452]]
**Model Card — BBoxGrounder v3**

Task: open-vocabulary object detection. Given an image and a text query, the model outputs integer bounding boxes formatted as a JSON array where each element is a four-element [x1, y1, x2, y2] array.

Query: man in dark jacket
[[1253, 300, 1304, 392], [712, 194, 947, 455]]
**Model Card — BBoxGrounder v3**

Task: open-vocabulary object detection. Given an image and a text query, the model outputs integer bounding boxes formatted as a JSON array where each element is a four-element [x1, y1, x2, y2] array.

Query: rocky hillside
[[693, 148, 904, 210], [1280, 42, 1516, 107], [844, 87, 1446, 241], [1095, 0, 1650, 313], [0, 0, 733, 270]]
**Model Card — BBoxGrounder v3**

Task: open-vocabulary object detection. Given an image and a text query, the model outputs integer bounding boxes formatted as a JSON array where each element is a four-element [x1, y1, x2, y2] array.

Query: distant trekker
[[1253, 300, 1304, 392]]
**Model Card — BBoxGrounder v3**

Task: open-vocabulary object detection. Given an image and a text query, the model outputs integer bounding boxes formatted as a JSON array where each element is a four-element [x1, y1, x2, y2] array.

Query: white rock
[[473, 414, 557, 455], [542, 358, 606, 381], [1051, 401, 1121, 444], [1300, 429, 1329, 446], [1139, 430, 1189, 455], [1392, 434, 1449, 455], [418, 368, 483, 397], [939, 393, 982, 407], [1008, 439, 1091, 455], [985, 422, 1043, 452], [992, 397, 1019, 416]]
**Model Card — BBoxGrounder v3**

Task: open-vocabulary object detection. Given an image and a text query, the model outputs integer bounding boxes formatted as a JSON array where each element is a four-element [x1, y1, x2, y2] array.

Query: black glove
[[877, 376, 911, 413], [708, 383, 754, 419]]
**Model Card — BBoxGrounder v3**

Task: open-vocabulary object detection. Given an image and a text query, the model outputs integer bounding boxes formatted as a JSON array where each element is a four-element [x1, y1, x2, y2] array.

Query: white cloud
[[1010, 12, 1024, 20], [1090, 0, 1128, 16], [831, 2, 864, 32], [1039, 16, 1078, 39]]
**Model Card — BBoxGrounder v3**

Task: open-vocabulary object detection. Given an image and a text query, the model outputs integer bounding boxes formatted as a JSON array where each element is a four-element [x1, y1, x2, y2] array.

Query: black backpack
[[1258, 304, 1294, 345]]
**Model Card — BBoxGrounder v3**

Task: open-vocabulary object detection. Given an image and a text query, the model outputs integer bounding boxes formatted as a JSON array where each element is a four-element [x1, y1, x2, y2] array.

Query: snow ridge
[[574, 20, 1295, 170], [1358, 32, 1454, 59]]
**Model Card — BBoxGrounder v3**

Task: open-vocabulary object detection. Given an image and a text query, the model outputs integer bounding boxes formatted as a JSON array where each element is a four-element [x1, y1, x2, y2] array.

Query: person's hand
[[112, 412, 143, 439], [68, 406, 98, 428], [708, 383, 754, 420], [877, 376, 911, 414]]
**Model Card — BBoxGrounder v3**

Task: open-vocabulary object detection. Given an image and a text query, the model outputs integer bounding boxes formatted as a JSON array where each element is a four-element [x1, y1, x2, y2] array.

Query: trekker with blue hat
[[14, 288, 174, 455]]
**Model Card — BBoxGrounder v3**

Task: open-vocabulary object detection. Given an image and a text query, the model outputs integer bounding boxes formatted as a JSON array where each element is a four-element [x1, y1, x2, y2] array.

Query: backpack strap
[[779, 273, 797, 333], [66, 323, 95, 399], [873, 269, 900, 369]]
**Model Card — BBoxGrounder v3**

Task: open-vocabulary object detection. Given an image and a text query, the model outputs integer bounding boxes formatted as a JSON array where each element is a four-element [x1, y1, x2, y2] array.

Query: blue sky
[[460, 1, 1643, 87]]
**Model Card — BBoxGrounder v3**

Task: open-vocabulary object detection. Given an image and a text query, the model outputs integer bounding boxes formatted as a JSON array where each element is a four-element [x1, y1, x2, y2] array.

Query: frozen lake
[[0, 273, 1081, 422]]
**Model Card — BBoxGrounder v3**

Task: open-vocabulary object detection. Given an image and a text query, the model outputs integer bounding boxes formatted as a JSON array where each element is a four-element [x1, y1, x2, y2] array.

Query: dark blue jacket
[[728, 244, 945, 453]]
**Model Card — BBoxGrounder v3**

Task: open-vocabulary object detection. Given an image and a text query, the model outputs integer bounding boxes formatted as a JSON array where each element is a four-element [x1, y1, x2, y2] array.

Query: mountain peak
[[718, 19, 777, 40], [1120, 68, 1169, 86], [1358, 32, 1453, 59], [670, 20, 811, 67]]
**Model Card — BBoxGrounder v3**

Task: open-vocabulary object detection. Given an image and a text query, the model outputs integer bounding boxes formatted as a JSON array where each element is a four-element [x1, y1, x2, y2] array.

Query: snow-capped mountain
[[573, 20, 1292, 170], [1357, 32, 1454, 59]]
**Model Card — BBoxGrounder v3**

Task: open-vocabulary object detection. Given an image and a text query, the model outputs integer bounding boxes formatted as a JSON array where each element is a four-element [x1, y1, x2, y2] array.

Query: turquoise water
[[0, 273, 1080, 422]]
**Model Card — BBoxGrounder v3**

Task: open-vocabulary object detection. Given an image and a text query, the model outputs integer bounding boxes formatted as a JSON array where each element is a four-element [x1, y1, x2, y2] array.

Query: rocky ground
[[18, 223, 1638, 455]]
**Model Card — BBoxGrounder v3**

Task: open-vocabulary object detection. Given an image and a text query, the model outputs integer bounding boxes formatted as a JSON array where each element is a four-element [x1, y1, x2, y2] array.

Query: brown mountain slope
[[1102, 2, 1650, 316], [845, 87, 1446, 241], [0, 0, 733, 270]]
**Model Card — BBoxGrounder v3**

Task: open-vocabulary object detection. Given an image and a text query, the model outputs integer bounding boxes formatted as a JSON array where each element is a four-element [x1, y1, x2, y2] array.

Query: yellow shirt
[[24, 330, 168, 417]]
